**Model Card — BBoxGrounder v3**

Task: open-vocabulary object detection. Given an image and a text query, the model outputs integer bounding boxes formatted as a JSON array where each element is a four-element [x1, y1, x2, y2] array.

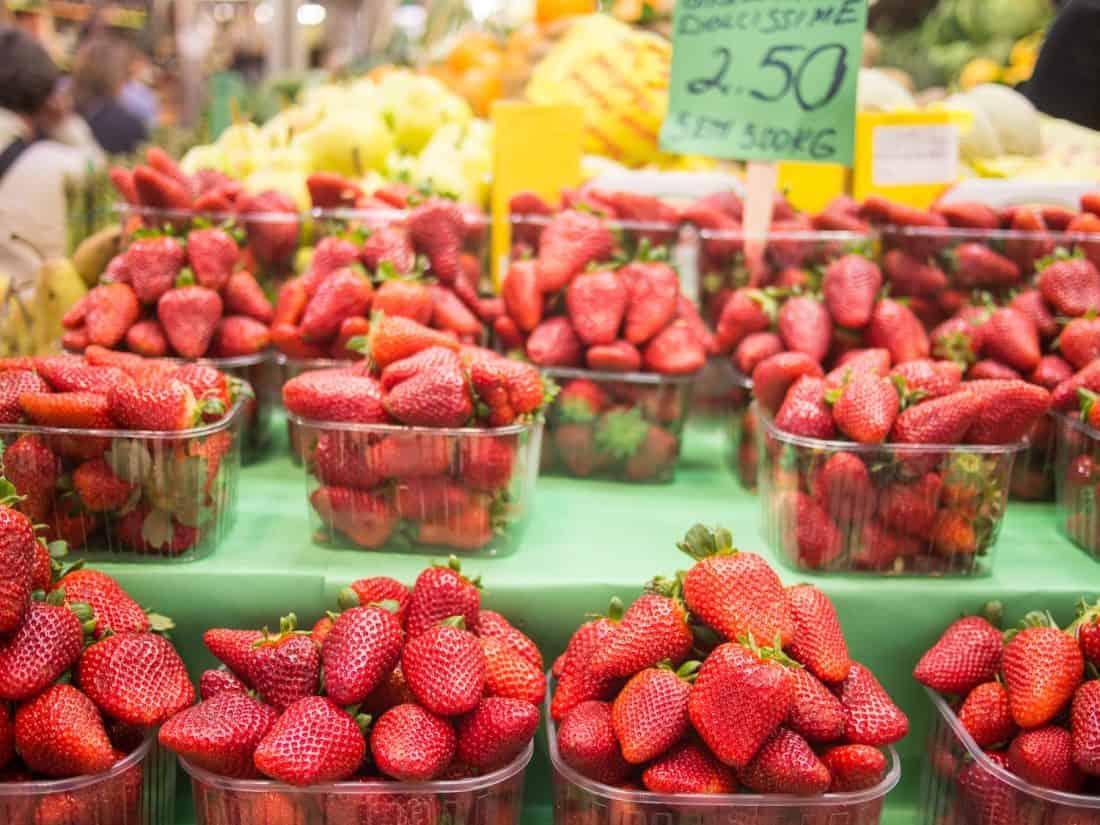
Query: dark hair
[[72, 35, 130, 110], [0, 26, 60, 116]]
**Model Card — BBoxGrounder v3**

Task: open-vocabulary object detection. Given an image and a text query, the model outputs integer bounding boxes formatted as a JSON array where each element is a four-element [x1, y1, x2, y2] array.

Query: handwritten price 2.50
[[688, 42, 850, 112]]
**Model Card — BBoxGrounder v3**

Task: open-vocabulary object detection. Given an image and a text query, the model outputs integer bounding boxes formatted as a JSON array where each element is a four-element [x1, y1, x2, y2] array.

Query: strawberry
[[589, 593, 693, 680], [482, 636, 546, 705], [786, 584, 851, 684], [823, 255, 882, 328], [283, 368, 388, 423], [641, 741, 737, 794], [689, 640, 794, 768], [876, 473, 942, 539], [321, 605, 403, 705], [72, 457, 135, 512], [342, 576, 410, 624], [384, 357, 472, 427], [1053, 361, 1100, 411], [866, 299, 930, 364], [959, 682, 1017, 748], [0, 601, 85, 701], [306, 171, 363, 208], [951, 243, 1022, 288], [405, 557, 480, 638], [186, 228, 238, 292], [566, 269, 628, 346], [370, 703, 455, 781], [1060, 317, 1100, 370], [1071, 212, 1100, 269], [889, 358, 962, 401], [733, 332, 784, 375], [957, 750, 1018, 825], [311, 486, 396, 549], [973, 361, 1022, 385], [238, 190, 299, 267], [1038, 255, 1100, 317], [0, 505, 34, 635], [429, 285, 481, 337], [158, 691, 277, 778], [125, 236, 185, 304], [0, 369, 47, 422], [1071, 680, 1100, 776], [77, 632, 194, 726], [831, 373, 899, 443], [36, 357, 132, 393], [84, 284, 140, 348], [212, 315, 270, 356], [621, 424, 679, 482], [393, 477, 469, 521], [415, 499, 494, 551], [301, 268, 374, 343], [1008, 726, 1084, 792], [18, 393, 110, 440], [778, 490, 844, 569], [610, 663, 695, 764], [741, 727, 830, 794], [836, 662, 908, 745], [891, 389, 981, 445], [821, 744, 888, 791], [369, 315, 460, 369], [752, 352, 824, 415], [109, 167, 138, 204], [273, 277, 310, 326], [157, 286, 222, 358], [934, 201, 1001, 230], [2, 434, 58, 522], [477, 610, 541, 669], [125, 320, 169, 356], [331, 316, 371, 358], [468, 355, 544, 426], [307, 238, 361, 289], [199, 667, 247, 699], [536, 211, 615, 293], [965, 379, 1051, 444], [585, 340, 640, 372], [372, 278, 433, 325], [1032, 355, 1075, 390], [455, 697, 538, 773], [107, 379, 199, 430], [775, 375, 835, 439], [556, 700, 631, 784], [550, 608, 621, 722], [1005, 208, 1055, 272], [254, 696, 366, 785], [132, 165, 191, 211], [1010, 289, 1058, 339], [14, 684, 115, 778], [361, 227, 416, 275], [620, 262, 680, 345], [644, 322, 706, 376], [825, 349, 892, 389], [203, 628, 264, 684], [1003, 625, 1083, 729], [370, 433, 452, 479], [223, 271, 274, 323], [679, 524, 794, 646], [777, 296, 831, 363], [786, 665, 845, 743], [981, 308, 1041, 373], [248, 619, 321, 712], [812, 451, 875, 529], [502, 261, 543, 333], [715, 289, 771, 354], [402, 620, 485, 716], [526, 316, 583, 368], [408, 199, 464, 283]]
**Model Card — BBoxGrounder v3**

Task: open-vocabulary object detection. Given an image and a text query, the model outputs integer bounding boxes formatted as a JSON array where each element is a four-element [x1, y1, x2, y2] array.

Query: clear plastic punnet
[[1055, 411, 1100, 560]]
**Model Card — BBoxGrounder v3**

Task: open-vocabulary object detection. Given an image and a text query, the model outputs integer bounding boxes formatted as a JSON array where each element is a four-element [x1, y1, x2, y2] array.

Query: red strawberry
[[641, 741, 737, 793], [107, 379, 199, 430], [430, 285, 480, 337], [1071, 680, 1100, 776], [0, 505, 34, 635], [1031, 355, 1075, 390], [752, 352, 824, 415], [622, 262, 679, 345], [370, 703, 455, 781], [247, 620, 321, 712], [557, 700, 631, 783], [952, 243, 1022, 287], [733, 332, 784, 375], [959, 682, 1017, 748], [307, 237, 362, 288], [526, 316, 583, 368], [306, 171, 363, 208], [126, 320, 169, 356], [973, 361, 1022, 384], [777, 296, 831, 363], [283, 368, 388, 423], [891, 389, 981, 445], [823, 255, 882, 328], [212, 315, 270, 356], [77, 632, 194, 726], [238, 190, 299, 267], [590, 593, 693, 680], [1008, 726, 1084, 792], [132, 165, 191, 211], [3, 434, 59, 522], [322, 605, 403, 705], [502, 261, 543, 333], [890, 359, 962, 401], [1003, 626, 1083, 729], [84, 284, 140, 348], [1038, 255, 1100, 317], [199, 667, 247, 699], [831, 373, 899, 443], [1005, 208, 1055, 272], [644, 322, 706, 376], [468, 355, 544, 426], [981, 308, 1041, 373], [157, 286, 222, 358], [715, 289, 772, 354], [786, 584, 851, 684], [966, 379, 1051, 444], [481, 636, 546, 705], [836, 662, 908, 745], [341, 576, 410, 623], [623, 424, 680, 482], [361, 227, 416, 275], [254, 696, 366, 785], [372, 278, 433, 325], [741, 727, 830, 794], [536, 211, 615, 293], [689, 640, 794, 768], [159, 691, 278, 778], [72, 457, 135, 512], [454, 435, 516, 493], [787, 666, 845, 743], [402, 621, 486, 716], [186, 228, 239, 292], [934, 201, 1001, 229], [455, 697, 538, 772], [223, 271, 274, 323], [384, 358, 472, 428], [777, 490, 844, 569], [405, 558, 480, 638], [610, 663, 695, 764], [14, 684, 115, 778], [876, 473, 943, 539], [408, 199, 464, 283], [273, 277, 309, 327], [586, 340, 642, 372], [775, 375, 835, 439], [369, 315, 460, 370], [370, 433, 452, 479], [476, 610, 541, 669], [825, 348, 892, 390], [1060, 317, 1100, 370], [1053, 361, 1100, 411], [866, 299, 930, 364], [821, 744, 888, 791], [0, 369, 47, 422], [311, 486, 397, 549], [0, 602, 85, 701], [125, 236, 185, 304], [957, 750, 1018, 825], [300, 268, 374, 343], [566, 269, 628, 346], [550, 609, 621, 722], [1010, 289, 1058, 339], [109, 167, 138, 204]]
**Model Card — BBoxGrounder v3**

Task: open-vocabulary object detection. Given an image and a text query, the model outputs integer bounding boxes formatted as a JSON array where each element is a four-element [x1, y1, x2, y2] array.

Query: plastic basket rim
[[0, 732, 152, 796], [0, 393, 248, 440], [697, 228, 875, 243], [510, 213, 682, 234], [545, 676, 900, 807], [318, 206, 489, 228], [179, 739, 533, 795], [116, 203, 304, 225], [274, 354, 355, 370], [925, 686, 1100, 809], [65, 349, 270, 370], [541, 366, 698, 386], [286, 412, 541, 438], [1053, 409, 1100, 441], [880, 223, 1097, 243], [756, 402, 1028, 456]]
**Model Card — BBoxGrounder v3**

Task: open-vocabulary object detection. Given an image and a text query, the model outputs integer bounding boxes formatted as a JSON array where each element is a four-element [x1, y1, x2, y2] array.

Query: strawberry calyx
[[433, 555, 482, 591], [1078, 388, 1100, 421], [440, 614, 467, 630], [44, 588, 97, 637], [586, 596, 624, 624], [737, 632, 803, 669], [594, 408, 648, 460], [254, 613, 309, 647], [175, 267, 196, 288], [891, 373, 927, 411], [676, 523, 736, 562], [657, 658, 702, 683], [0, 477, 23, 508], [1035, 247, 1080, 273], [1067, 598, 1100, 641], [1003, 609, 1063, 643]]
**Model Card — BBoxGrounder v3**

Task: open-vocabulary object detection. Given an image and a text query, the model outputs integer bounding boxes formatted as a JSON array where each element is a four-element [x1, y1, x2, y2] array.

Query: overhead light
[[254, 1, 273, 22], [296, 2, 325, 24]]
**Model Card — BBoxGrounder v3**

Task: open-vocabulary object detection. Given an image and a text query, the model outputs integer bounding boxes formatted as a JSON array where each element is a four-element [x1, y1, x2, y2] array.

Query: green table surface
[[90, 416, 1097, 825]]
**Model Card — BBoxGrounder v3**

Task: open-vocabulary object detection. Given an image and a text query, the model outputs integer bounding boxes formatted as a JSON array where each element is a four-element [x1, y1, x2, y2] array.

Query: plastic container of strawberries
[[546, 709, 899, 825], [724, 366, 757, 491], [182, 740, 532, 825], [540, 367, 695, 484], [920, 687, 1100, 825], [0, 734, 176, 825], [510, 213, 687, 265], [0, 396, 246, 562], [289, 415, 543, 556], [757, 405, 1025, 575], [1054, 411, 1100, 560]]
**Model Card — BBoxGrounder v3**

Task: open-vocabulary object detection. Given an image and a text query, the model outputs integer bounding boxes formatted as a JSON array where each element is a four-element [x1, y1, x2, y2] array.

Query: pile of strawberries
[[159, 563, 541, 814], [917, 601, 1100, 819], [0, 348, 243, 556], [283, 318, 550, 551], [273, 197, 492, 363], [112, 148, 300, 275], [553, 525, 906, 804], [63, 223, 273, 360], [0, 500, 191, 823]]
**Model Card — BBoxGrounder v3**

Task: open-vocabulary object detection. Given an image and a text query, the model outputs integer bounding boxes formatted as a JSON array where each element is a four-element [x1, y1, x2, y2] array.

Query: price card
[[660, 0, 867, 166]]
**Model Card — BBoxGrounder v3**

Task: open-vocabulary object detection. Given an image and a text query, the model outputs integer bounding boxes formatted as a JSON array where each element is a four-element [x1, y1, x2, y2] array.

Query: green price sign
[[660, 0, 867, 165]]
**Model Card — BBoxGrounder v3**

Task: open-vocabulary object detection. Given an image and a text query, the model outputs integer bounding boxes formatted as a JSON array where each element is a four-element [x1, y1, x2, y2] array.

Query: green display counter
[[89, 417, 1097, 825]]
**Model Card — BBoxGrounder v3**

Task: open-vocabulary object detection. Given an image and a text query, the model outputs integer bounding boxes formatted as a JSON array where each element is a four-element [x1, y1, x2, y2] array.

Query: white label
[[871, 125, 959, 186]]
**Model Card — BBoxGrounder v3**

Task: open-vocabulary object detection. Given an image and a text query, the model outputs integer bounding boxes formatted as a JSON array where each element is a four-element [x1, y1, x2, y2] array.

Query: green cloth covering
[[92, 416, 1096, 825]]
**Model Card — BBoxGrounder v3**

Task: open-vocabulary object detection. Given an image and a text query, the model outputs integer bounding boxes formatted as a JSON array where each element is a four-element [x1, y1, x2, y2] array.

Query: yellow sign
[[776, 161, 849, 214], [490, 101, 583, 288]]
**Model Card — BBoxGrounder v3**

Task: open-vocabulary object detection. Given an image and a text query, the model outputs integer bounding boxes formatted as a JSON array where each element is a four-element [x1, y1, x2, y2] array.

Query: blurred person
[[1024, 0, 1100, 129], [72, 34, 148, 154], [0, 26, 103, 299], [119, 47, 160, 129]]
